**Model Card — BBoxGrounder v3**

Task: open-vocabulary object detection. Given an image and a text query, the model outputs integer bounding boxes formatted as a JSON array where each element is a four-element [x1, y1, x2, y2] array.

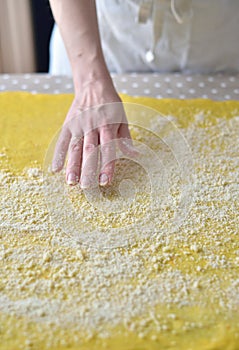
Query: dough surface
[[0, 92, 239, 349]]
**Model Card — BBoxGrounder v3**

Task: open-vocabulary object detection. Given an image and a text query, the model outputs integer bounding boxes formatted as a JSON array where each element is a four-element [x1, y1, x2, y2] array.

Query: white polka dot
[[130, 72, 138, 77], [55, 78, 62, 84], [43, 84, 50, 90], [179, 94, 185, 99], [0, 84, 6, 90], [224, 94, 231, 100], [34, 79, 40, 84], [143, 89, 151, 94], [176, 82, 183, 88], [142, 76, 149, 82], [132, 82, 139, 88], [207, 76, 214, 82], [65, 83, 73, 89], [54, 89, 60, 94], [156, 94, 162, 99], [211, 88, 218, 94], [186, 76, 193, 82], [23, 74, 31, 79], [154, 82, 161, 88], [198, 82, 205, 88], [120, 77, 128, 82], [229, 76, 236, 82], [202, 94, 208, 99], [12, 79, 18, 85], [121, 89, 128, 94], [152, 73, 159, 77], [220, 82, 227, 88], [189, 88, 196, 94], [31, 90, 37, 94], [164, 76, 171, 83], [110, 73, 116, 78], [233, 89, 239, 94], [2, 74, 9, 80], [166, 88, 173, 94], [21, 84, 28, 90]]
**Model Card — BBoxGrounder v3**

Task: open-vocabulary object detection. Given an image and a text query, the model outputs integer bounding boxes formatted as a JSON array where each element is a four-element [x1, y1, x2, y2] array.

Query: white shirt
[[49, 0, 239, 74]]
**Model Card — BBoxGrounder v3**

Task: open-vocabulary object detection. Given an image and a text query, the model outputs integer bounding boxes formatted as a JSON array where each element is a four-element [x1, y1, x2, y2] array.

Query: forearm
[[49, 0, 111, 90]]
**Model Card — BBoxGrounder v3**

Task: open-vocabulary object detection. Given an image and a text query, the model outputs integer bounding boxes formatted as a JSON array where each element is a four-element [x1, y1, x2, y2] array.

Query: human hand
[[52, 78, 137, 188]]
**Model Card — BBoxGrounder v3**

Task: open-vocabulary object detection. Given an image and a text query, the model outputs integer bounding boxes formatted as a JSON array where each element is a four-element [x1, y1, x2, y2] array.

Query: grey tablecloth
[[0, 73, 239, 100]]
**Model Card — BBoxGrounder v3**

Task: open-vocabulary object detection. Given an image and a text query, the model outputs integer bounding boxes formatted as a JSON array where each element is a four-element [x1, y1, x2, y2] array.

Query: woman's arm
[[49, 0, 110, 91], [49, 0, 135, 188]]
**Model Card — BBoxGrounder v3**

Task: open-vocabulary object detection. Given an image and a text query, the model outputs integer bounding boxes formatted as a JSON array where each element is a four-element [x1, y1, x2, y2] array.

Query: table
[[0, 73, 239, 100], [1, 74, 239, 350]]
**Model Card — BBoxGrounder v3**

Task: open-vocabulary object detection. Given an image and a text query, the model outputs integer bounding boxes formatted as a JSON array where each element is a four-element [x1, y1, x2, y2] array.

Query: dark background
[[30, 0, 54, 72]]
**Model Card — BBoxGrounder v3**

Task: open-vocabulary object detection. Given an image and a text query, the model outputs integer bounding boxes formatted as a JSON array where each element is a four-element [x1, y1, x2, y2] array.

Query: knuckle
[[70, 139, 83, 152], [68, 161, 81, 169], [72, 144, 82, 152], [84, 143, 97, 153], [101, 124, 117, 135]]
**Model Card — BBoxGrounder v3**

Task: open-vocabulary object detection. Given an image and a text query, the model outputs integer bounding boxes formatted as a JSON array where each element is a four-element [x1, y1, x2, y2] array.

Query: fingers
[[52, 105, 136, 189], [117, 123, 139, 157], [66, 136, 83, 185], [52, 127, 71, 172], [80, 130, 99, 189], [99, 125, 117, 186]]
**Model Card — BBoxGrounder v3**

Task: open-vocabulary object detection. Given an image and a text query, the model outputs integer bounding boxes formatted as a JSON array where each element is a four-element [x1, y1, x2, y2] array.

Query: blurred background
[[0, 0, 54, 73]]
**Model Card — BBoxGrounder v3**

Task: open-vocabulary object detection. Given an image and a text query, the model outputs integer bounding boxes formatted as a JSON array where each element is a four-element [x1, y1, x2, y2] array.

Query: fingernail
[[51, 163, 59, 173], [99, 173, 109, 186], [52, 167, 58, 173], [67, 173, 77, 185], [80, 176, 91, 189]]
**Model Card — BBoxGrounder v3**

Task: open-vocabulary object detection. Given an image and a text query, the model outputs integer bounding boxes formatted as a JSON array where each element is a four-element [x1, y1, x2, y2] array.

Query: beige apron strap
[[145, 0, 165, 62], [137, 0, 154, 23], [171, 0, 183, 23], [137, 0, 193, 63], [137, 0, 192, 24]]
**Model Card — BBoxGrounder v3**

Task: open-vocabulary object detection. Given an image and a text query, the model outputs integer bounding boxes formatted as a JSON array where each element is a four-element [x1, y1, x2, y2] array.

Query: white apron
[[49, 0, 239, 74]]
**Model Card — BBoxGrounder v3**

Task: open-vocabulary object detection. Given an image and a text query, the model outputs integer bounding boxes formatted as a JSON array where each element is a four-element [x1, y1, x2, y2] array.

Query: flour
[[25, 167, 43, 179], [0, 114, 239, 348]]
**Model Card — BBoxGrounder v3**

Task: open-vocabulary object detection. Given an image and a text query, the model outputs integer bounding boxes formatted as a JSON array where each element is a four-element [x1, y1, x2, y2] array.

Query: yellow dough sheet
[[0, 92, 239, 350]]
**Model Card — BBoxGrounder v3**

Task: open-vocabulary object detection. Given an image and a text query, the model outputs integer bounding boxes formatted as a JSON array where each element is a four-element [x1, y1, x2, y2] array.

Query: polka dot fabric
[[111, 73, 239, 100], [0, 73, 239, 100]]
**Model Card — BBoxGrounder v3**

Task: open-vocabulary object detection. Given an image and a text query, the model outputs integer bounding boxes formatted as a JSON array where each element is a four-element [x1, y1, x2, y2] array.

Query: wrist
[[72, 74, 120, 109], [73, 72, 114, 98], [71, 52, 111, 91]]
